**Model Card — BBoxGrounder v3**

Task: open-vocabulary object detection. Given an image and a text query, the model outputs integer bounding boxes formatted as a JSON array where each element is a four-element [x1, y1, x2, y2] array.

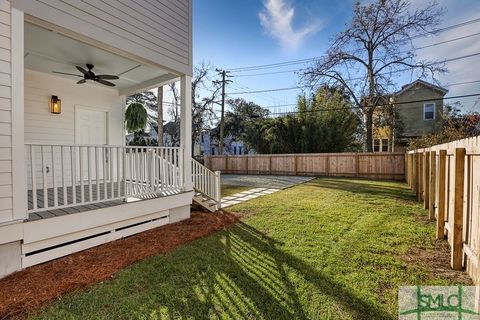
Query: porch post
[[11, 8, 26, 220], [180, 75, 193, 191]]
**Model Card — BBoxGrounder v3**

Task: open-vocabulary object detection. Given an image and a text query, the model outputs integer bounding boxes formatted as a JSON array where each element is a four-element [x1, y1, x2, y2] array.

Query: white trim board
[[11, 7, 27, 220]]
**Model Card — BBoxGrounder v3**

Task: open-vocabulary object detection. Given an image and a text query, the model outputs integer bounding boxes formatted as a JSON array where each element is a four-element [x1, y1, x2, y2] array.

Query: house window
[[381, 139, 389, 152], [373, 139, 381, 152], [233, 146, 237, 155], [238, 146, 243, 155], [211, 147, 215, 155], [424, 103, 435, 120]]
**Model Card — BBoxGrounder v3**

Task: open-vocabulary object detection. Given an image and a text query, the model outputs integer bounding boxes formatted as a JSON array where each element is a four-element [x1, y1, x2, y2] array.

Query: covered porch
[[15, 19, 196, 268], [22, 21, 193, 220]]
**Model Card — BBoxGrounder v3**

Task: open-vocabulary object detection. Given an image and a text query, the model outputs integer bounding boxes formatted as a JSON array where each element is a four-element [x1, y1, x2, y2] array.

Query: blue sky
[[190, 0, 480, 116]]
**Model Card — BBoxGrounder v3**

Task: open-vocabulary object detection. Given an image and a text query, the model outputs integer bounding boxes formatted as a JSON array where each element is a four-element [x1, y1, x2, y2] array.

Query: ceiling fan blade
[[96, 74, 119, 80], [96, 79, 116, 87], [53, 71, 83, 77], [76, 66, 89, 75], [77, 79, 86, 84]]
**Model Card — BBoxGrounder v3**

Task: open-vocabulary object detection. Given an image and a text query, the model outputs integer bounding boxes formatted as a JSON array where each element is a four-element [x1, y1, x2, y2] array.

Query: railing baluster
[[41, 145, 48, 209], [88, 146, 93, 203], [30, 145, 37, 211], [168, 148, 173, 189], [95, 147, 100, 201], [71, 146, 77, 205], [103, 146, 107, 200], [110, 147, 114, 199], [79, 146, 85, 203], [117, 147, 121, 198], [61, 146, 67, 206], [173, 149, 177, 188], [153, 149, 158, 192], [52, 145, 58, 208], [179, 148, 184, 190], [160, 148, 165, 193]]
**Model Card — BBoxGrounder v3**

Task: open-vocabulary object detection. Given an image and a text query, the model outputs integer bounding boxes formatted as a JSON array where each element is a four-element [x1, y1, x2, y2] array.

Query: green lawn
[[30, 178, 469, 320], [221, 184, 252, 197]]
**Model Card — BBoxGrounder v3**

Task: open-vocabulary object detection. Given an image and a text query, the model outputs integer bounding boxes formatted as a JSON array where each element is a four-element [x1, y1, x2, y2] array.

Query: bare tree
[[162, 64, 220, 153], [167, 82, 180, 124], [303, 0, 444, 151], [191, 63, 221, 154]]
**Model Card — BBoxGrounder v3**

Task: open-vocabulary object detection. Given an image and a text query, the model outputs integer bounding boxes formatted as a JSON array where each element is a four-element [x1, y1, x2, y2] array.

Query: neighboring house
[[198, 131, 251, 156], [126, 122, 179, 147], [0, 0, 219, 279], [373, 79, 448, 152]]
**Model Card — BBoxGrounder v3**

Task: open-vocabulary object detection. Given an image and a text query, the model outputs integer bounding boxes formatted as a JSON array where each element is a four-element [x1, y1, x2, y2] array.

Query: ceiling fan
[[53, 64, 119, 87]]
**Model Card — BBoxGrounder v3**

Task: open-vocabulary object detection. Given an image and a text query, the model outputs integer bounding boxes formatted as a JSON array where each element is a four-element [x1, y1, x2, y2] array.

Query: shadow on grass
[[125, 220, 395, 320], [307, 178, 415, 202]]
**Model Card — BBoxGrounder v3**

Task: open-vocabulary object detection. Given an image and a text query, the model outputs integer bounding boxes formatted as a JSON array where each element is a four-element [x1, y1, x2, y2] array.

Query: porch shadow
[[305, 178, 415, 202], [109, 220, 395, 320]]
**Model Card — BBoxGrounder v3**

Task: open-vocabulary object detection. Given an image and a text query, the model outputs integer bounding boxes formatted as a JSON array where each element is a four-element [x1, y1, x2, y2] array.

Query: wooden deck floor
[[27, 182, 181, 221]]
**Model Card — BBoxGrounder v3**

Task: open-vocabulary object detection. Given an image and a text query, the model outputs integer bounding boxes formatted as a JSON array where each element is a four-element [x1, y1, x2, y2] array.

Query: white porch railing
[[25, 144, 183, 213], [192, 159, 221, 204]]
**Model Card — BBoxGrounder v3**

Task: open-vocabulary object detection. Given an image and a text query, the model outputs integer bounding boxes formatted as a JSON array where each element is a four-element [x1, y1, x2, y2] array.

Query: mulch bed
[[0, 211, 239, 319]]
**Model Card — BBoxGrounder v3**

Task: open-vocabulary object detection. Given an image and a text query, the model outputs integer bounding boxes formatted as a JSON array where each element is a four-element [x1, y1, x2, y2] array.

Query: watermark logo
[[399, 286, 479, 319]]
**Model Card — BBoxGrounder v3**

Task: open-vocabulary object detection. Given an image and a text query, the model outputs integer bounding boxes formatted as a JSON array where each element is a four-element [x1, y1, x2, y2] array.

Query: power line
[[227, 17, 480, 73], [227, 52, 480, 95], [254, 80, 480, 110], [232, 32, 480, 78], [264, 93, 480, 116]]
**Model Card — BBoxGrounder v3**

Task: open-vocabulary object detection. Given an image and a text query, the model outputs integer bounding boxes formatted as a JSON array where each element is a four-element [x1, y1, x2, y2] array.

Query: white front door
[[75, 107, 108, 181]]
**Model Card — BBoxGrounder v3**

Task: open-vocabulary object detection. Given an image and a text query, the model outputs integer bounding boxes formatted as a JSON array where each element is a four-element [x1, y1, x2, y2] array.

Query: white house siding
[[24, 70, 123, 189], [0, 1, 12, 224], [12, 0, 192, 76]]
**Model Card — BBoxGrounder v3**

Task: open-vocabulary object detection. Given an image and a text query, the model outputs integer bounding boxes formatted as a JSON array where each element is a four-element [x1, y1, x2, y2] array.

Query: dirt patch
[[401, 240, 473, 284], [0, 211, 239, 319]]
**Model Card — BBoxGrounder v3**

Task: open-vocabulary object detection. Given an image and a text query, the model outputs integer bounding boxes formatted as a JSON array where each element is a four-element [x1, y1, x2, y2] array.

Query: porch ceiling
[[24, 22, 177, 94]]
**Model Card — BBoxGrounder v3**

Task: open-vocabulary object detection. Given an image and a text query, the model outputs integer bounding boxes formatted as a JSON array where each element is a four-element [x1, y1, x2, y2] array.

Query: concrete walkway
[[221, 175, 314, 208], [221, 187, 280, 208]]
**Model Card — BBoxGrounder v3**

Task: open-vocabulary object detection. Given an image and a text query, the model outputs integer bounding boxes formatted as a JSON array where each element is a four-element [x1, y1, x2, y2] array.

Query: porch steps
[[192, 192, 219, 212]]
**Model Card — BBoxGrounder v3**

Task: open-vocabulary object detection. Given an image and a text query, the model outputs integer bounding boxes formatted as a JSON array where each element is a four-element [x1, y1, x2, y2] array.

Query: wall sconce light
[[50, 95, 61, 114]]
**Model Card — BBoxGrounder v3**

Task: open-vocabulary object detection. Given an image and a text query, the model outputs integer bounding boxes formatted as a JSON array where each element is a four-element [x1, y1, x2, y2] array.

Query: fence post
[[424, 151, 430, 210], [429, 151, 436, 220], [405, 154, 409, 186], [410, 154, 414, 185], [451, 147, 466, 270], [418, 152, 423, 202], [436, 150, 447, 239], [412, 153, 418, 194]]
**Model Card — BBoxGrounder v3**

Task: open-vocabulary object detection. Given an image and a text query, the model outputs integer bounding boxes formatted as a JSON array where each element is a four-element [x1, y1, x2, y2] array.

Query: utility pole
[[214, 69, 232, 155]]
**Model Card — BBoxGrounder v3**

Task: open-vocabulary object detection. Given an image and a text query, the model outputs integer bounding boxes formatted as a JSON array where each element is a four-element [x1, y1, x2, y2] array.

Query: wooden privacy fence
[[406, 135, 480, 283], [205, 153, 405, 181]]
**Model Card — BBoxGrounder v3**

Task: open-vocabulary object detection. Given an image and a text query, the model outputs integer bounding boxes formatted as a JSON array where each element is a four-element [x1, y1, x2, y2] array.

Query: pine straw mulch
[[0, 210, 239, 319]]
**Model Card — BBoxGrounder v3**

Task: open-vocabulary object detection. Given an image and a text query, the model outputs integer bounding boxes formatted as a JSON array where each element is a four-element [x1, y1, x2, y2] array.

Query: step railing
[[25, 144, 183, 213], [192, 159, 221, 207]]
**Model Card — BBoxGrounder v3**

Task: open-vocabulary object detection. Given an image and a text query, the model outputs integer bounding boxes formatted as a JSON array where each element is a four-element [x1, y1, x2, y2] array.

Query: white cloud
[[259, 0, 321, 51]]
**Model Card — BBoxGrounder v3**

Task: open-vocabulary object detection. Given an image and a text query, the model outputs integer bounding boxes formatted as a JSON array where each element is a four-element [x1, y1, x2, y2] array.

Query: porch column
[[180, 75, 193, 191]]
